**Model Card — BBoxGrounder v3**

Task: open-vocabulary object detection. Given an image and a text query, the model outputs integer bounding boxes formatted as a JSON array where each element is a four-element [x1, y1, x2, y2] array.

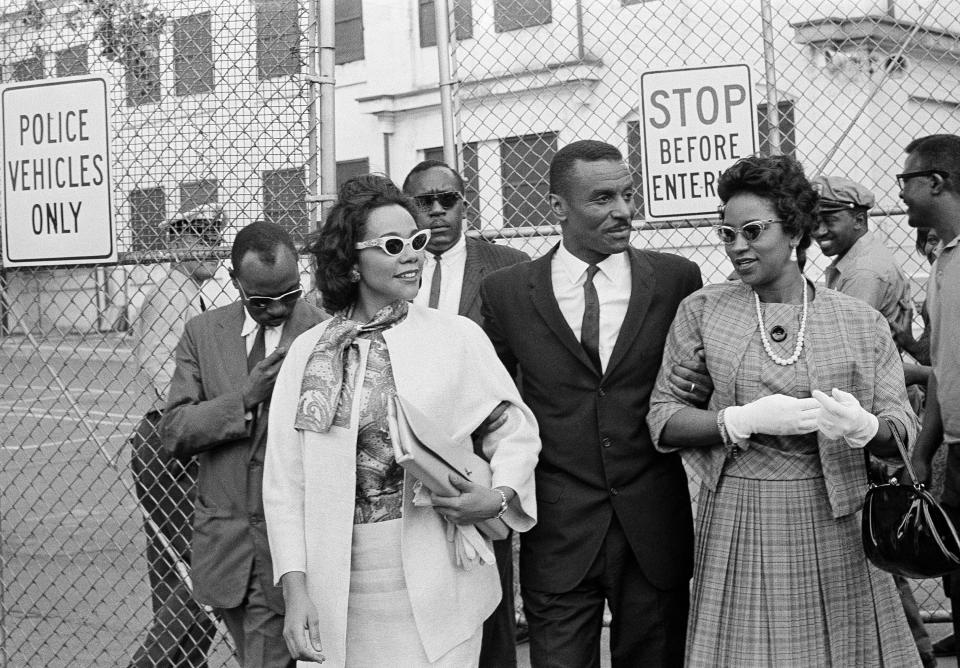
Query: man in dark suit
[[160, 222, 325, 668], [481, 140, 702, 667], [403, 160, 530, 668]]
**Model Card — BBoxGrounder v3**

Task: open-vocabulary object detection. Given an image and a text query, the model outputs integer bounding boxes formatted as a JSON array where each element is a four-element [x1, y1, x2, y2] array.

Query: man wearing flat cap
[[128, 204, 224, 668], [812, 174, 913, 343], [812, 175, 934, 666]]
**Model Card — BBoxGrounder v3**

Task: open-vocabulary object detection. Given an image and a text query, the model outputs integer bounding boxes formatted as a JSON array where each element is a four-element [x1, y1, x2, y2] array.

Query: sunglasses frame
[[354, 228, 432, 256], [412, 191, 462, 211], [713, 219, 782, 245], [237, 283, 303, 310], [896, 169, 949, 190]]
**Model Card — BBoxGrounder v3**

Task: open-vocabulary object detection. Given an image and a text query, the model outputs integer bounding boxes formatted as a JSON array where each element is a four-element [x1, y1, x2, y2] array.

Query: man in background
[[160, 221, 325, 667], [811, 175, 933, 667], [403, 159, 530, 667], [129, 205, 224, 668]]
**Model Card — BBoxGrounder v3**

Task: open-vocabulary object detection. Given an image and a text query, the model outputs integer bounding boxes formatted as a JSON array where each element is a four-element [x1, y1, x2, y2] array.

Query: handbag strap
[[880, 416, 918, 484]]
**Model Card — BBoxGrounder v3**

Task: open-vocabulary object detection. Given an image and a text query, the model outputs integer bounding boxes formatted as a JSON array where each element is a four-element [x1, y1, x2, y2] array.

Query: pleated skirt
[[686, 473, 921, 667], [345, 519, 482, 667]]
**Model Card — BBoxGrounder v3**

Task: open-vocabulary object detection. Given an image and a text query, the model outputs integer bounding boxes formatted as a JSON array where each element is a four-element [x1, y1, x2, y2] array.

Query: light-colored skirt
[[345, 519, 482, 667], [687, 473, 921, 667]]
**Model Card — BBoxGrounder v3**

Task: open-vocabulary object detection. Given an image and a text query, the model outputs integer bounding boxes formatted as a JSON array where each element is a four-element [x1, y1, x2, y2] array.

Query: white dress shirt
[[413, 233, 467, 314], [241, 309, 285, 357], [551, 244, 631, 372]]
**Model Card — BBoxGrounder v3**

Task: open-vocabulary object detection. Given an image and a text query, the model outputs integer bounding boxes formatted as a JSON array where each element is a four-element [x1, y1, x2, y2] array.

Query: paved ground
[[1, 332, 955, 666]]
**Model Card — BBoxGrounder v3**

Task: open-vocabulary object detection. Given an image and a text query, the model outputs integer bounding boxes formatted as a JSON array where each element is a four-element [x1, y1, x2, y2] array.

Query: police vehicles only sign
[[640, 64, 757, 221], [1, 75, 115, 267]]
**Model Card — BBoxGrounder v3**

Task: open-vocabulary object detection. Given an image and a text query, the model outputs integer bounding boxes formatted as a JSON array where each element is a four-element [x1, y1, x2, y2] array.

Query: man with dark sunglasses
[[402, 160, 530, 667], [160, 222, 325, 667]]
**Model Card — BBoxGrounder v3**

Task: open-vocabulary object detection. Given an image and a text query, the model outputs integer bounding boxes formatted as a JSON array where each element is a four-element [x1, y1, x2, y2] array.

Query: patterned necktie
[[247, 325, 266, 373], [581, 264, 601, 372], [428, 254, 443, 309]]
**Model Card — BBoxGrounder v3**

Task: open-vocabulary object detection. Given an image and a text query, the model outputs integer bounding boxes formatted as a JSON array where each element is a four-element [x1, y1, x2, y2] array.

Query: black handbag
[[862, 431, 960, 579]]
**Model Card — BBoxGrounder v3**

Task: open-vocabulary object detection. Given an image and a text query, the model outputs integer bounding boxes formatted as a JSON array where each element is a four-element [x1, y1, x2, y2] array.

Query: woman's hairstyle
[[304, 173, 419, 314], [717, 154, 819, 271]]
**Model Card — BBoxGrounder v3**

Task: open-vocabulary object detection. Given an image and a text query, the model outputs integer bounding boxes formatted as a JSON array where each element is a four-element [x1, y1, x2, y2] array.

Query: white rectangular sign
[[1, 75, 115, 267], [640, 64, 757, 221]]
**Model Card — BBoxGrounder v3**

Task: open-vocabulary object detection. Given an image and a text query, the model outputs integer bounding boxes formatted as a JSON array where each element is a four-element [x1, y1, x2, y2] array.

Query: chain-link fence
[[2, 0, 959, 665]]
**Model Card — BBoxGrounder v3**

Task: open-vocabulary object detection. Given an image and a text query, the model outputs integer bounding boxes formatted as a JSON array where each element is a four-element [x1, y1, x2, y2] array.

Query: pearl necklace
[[754, 279, 808, 366]]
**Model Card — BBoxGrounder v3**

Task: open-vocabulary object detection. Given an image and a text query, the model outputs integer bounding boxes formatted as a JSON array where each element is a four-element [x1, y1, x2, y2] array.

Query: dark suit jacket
[[159, 300, 325, 612], [459, 237, 530, 325], [481, 245, 701, 593]]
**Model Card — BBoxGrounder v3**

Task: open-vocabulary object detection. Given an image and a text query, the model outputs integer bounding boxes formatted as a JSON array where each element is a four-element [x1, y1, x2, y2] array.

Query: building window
[[130, 187, 166, 252], [626, 121, 645, 219], [55, 46, 87, 77], [257, 0, 300, 80], [419, 0, 473, 48], [421, 144, 480, 229], [12, 55, 43, 81], [500, 132, 557, 227], [758, 100, 797, 159], [494, 0, 550, 32], [336, 0, 364, 64], [174, 13, 214, 95], [179, 179, 218, 212], [263, 168, 307, 237], [125, 37, 161, 106]]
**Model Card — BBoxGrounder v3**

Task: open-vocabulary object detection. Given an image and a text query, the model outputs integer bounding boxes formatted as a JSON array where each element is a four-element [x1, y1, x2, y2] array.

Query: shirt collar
[[554, 242, 630, 285], [434, 232, 467, 262], [832, 229, 875, 273], [241, 308, 284, 337]]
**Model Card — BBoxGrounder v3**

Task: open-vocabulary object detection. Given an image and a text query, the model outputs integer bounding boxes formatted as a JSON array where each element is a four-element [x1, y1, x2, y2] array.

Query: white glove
[[724, 394, 821, 444], [811, 388, 879, 449]]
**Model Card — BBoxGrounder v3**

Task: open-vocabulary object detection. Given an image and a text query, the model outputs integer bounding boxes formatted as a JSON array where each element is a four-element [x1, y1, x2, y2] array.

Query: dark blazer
[[459, 237, 530, 325], [481, 245, 701, 593], [159, 300, 325, 612]]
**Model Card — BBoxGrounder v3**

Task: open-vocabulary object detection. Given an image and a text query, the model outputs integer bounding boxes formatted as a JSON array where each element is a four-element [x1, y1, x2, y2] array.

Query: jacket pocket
[[536, 476, 564, 504]]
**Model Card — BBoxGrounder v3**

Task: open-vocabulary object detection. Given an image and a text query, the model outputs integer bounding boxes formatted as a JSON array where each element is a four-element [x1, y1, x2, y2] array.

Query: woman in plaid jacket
[[647, 155, 921, 666]]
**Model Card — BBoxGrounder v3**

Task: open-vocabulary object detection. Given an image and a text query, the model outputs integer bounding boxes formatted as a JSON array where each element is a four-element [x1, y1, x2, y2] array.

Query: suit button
[[610, 487, 619, 496], [598, 387, 606, 397], [601, 437, 611, 448]]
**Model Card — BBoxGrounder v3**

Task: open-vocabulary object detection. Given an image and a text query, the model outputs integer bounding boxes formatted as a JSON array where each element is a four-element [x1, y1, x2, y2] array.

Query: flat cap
[[811, 175, 876, 212], [164, 204, 225, 235]]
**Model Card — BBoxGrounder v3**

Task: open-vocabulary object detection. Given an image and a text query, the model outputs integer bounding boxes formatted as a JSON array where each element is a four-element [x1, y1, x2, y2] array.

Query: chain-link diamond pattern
[[3, 0, 959, 664]]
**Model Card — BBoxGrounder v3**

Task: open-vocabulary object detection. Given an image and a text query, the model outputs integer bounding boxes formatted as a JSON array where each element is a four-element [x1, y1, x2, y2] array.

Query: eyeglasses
[[412, 191, 462, 211], [896, 170, 949, 189], [354, 229, 431, 256], [237, 283, 303, 309], [713, 219, 782, 245]]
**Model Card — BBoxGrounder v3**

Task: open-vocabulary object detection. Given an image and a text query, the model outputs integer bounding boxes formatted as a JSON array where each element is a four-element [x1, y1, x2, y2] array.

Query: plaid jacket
[[648, 281, 917, 519]]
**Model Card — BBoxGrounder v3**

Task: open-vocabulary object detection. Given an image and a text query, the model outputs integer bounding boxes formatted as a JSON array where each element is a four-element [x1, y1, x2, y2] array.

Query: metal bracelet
[[494, 487, 508, 520]]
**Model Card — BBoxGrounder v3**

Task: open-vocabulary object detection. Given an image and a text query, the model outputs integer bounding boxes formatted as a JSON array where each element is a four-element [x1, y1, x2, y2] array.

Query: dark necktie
[[247, 325, 266, 373], [581, 264, 601, 372], [428, 254, 443, 309]]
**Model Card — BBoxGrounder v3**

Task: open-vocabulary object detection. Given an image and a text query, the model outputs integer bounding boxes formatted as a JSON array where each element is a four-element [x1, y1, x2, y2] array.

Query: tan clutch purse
[[387, 396, 509, 541]]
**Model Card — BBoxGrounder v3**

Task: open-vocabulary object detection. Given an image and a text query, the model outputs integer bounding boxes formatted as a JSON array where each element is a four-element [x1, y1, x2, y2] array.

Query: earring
[[348, 268, 361, 283], [789, 243, 798, 262]]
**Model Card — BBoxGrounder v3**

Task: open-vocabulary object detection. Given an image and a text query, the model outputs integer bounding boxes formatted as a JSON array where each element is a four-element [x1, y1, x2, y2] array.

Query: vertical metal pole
[[434, 0, 457, 169], [306, 0, 319, 231], [759, 0, 781, 155], [318, 0, 337, 225]]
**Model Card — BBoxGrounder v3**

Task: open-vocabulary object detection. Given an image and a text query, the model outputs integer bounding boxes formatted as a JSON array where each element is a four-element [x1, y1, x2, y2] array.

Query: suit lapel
[[458, 238, 483, 317], [605, 248, 654, 376], [529, 246, 599, 374], [219, 302, 250, 389]]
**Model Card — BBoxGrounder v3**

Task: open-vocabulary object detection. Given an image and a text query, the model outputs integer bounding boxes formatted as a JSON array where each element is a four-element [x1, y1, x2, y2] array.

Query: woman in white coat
[[263, 175, 540, 667]]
